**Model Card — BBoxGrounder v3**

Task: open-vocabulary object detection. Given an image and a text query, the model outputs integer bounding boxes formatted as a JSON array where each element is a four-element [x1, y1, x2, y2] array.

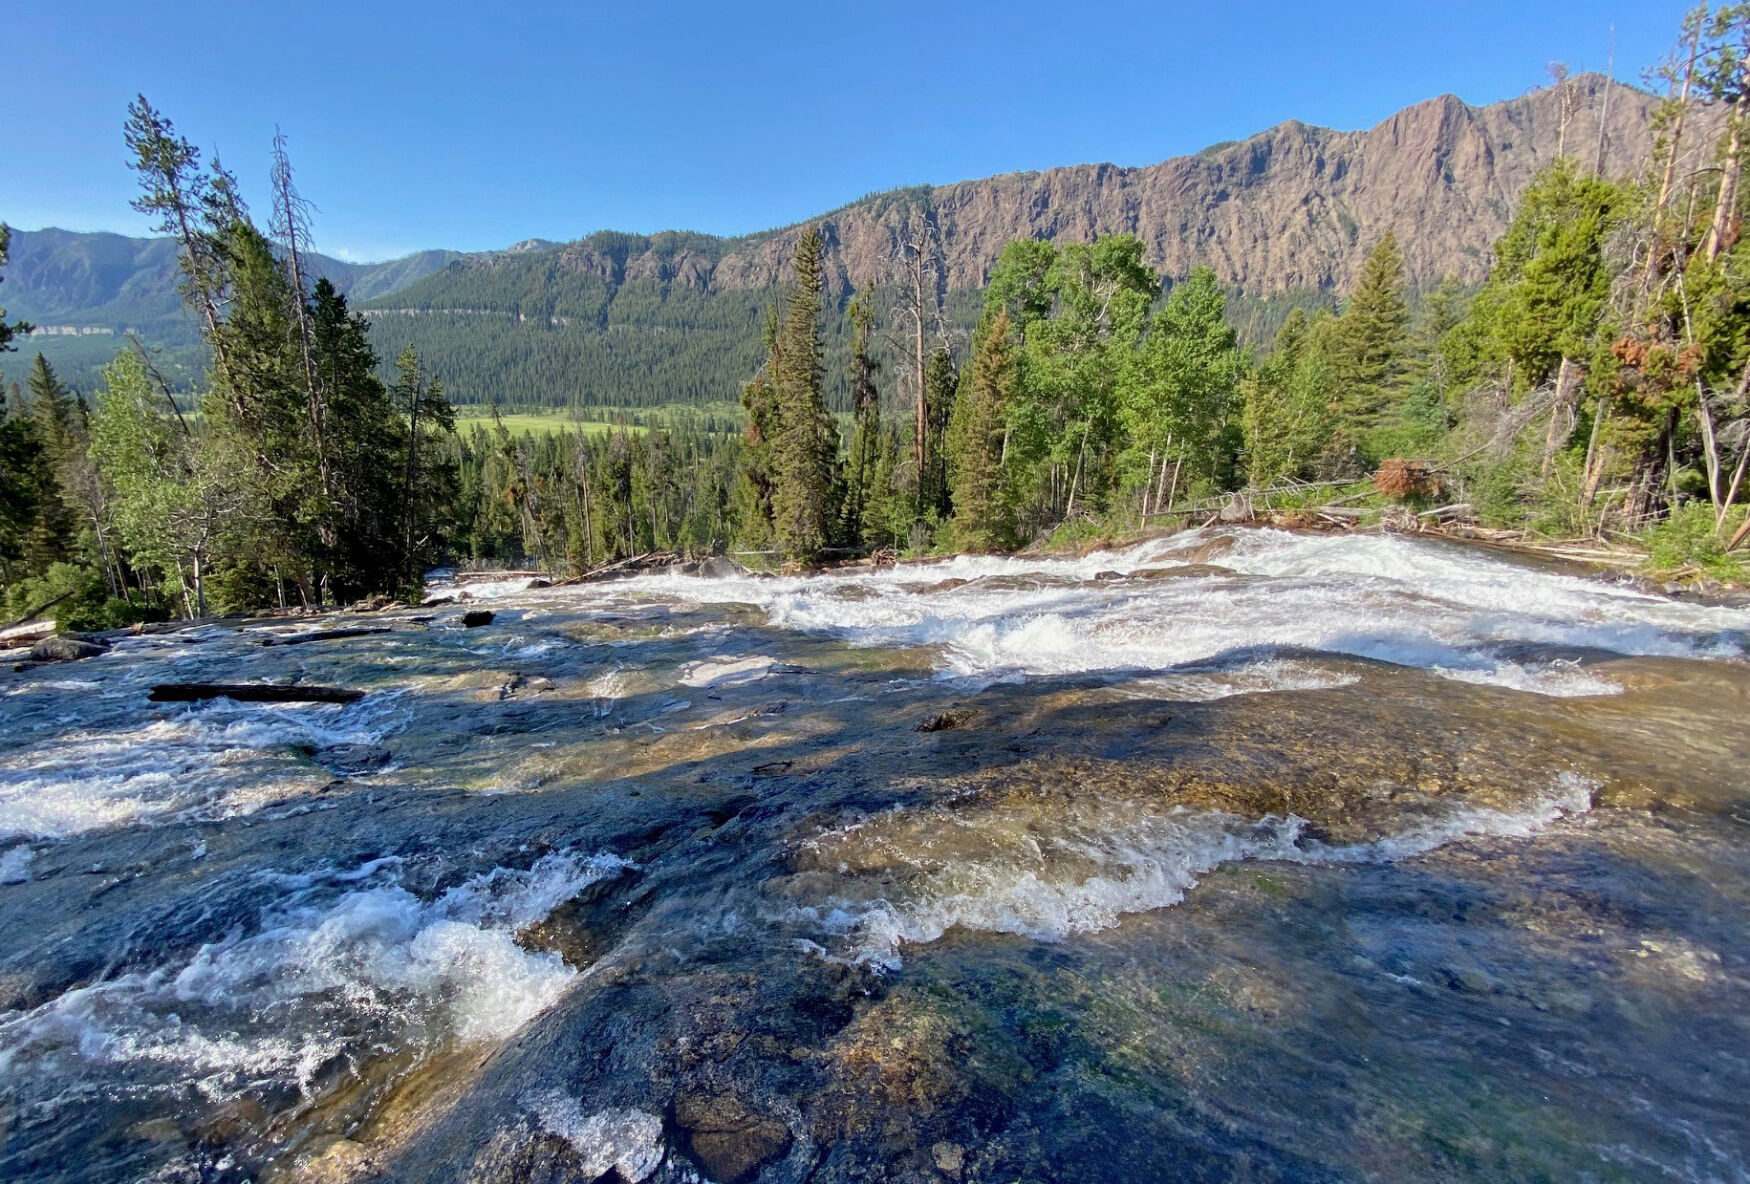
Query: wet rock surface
[[1, 529, 1748, 1183]]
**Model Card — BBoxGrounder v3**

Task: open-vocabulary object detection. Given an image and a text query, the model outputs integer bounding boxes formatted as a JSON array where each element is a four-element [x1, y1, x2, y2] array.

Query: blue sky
[[3, 0, 1687, 261]]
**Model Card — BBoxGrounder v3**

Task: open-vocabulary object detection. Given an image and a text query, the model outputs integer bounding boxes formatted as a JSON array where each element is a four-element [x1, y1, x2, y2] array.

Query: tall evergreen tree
[[21, 355, 79, 569], [840, 291, 882, 544], [0, 226, 30, 355], [947, 309, 1016, 551], [392, 346, 458, 584], [1330, 231, 1411, 445], [767, 228, 837, 561]]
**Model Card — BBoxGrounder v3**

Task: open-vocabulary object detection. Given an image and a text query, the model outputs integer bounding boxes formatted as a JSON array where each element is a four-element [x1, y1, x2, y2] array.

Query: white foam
[[588, 530, 1748, 696], [529, 1092, 664, 1181], [0, 850, 630, 1104], [0, 695, 403, 841], [800, 774, 1595, 970]]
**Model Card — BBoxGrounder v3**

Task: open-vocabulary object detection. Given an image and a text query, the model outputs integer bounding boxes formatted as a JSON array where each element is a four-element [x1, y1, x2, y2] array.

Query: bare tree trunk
[[1141, 449, 1157, 518], [1648, 13, 1705, 287], [1594, 31, 1616, 176], [1706, 91, 1748, 261], [1065, 426, 1088, 518], [1580, 398, 1610, 511], [1542, 357, 1579, 478], [271, 131, 333, 521], [401, 369, 424, 578]]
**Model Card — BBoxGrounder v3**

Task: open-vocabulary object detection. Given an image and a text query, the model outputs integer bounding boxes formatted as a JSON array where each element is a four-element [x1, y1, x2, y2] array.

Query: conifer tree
[[841, 291, 882, 543], [947, 309, 1016, 551], [1330, 231, 1410, 444], [768, 228, 837, 561], [22, 355, 79, 568], [0, 226, 30, 355], [392, 345, 457, 584], [736, 305, 782, 549]]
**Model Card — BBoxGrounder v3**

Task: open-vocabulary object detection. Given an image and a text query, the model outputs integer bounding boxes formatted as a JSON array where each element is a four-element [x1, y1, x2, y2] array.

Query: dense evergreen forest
[[4, 3, 1750, 628]]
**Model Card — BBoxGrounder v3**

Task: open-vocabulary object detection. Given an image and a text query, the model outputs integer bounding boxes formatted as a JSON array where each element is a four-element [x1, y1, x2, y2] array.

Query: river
[[1, 527, 1747, 1183]]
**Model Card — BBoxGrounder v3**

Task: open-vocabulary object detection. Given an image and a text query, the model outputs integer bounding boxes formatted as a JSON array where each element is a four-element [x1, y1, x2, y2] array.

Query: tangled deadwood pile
[[1373, 459, 1440, 500]]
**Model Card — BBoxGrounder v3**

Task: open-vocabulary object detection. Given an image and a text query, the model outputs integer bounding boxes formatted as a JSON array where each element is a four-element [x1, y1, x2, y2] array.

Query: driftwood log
[[149, 683, 365, 704]]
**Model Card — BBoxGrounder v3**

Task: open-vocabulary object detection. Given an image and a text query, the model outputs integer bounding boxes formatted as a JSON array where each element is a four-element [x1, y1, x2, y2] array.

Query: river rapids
[[1, 527, 1747, 1183]]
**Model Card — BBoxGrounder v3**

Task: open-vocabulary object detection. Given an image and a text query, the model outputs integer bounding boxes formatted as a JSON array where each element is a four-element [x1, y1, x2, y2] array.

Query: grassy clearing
[[451, 410, 645, 437]]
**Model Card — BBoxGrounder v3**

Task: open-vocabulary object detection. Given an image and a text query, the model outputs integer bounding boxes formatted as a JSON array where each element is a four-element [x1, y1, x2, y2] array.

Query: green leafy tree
[[1241, 309, 1336, 487], [1121, 267, 1244, 504], [89, 352, 234, 616]]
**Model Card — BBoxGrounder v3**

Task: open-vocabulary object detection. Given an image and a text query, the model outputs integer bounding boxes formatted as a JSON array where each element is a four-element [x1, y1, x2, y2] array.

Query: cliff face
[[525, 74, 1653, 299]]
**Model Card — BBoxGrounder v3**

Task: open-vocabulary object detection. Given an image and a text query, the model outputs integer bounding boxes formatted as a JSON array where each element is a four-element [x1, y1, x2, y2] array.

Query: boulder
[[696, 555, 746, 579], [29, 634, 109, 663]]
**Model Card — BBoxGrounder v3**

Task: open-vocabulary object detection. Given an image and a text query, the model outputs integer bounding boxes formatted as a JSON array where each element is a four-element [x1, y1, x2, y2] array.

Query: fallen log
[[0, 620, 57, 650], [149, 683, 365, 704], [2, 590, 76, 634], [259, 627, 392, 647]]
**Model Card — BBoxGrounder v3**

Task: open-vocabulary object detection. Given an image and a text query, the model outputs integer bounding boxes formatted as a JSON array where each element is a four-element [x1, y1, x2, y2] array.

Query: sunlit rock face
[[2, 528, 1748, 1183]]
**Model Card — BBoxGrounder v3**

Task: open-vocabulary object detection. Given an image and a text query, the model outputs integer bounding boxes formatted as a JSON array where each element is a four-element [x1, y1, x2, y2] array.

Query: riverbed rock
[[1130, 563, 1237, 580], [697, 555, 746, 579], [673, 1091, 792, 1183], [917, 707, 977, 733], [29, 634, 109, 662]]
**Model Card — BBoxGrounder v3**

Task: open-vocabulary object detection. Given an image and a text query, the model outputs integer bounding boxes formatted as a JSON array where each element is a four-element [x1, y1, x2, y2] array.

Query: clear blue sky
[[3, 0, 1687, 262]]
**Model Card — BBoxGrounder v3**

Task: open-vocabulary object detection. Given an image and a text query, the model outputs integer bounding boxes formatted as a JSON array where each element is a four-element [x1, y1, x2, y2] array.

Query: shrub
[[1643, 502, 1748, 582]]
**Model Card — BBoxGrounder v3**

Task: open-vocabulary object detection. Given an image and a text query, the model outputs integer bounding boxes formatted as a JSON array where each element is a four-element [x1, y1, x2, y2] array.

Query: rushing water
[[1, 528, 1747, 1184]]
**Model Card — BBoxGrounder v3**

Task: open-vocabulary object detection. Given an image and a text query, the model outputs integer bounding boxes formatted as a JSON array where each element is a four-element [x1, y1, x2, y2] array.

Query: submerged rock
[[673, 1090, 792, 1182]]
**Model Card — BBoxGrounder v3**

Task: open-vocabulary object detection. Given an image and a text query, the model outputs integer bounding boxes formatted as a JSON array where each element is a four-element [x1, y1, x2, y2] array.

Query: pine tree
[[840, 291, 882, 543], [768, 228, 837, 561], [392, 346, 458, 585], [21, 355, 79, 568], [947, 309, 1016, 551], [311, 279, 404, 594], [921, 346, 959, 519], [1330, 231, 1410, 445], [0, 226, 31, 356]]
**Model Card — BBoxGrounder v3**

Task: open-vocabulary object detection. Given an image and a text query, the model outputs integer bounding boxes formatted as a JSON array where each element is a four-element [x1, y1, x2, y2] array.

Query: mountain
[[2, 227, 460, 340], [3, 74, 1654, 407], [0, 229, 460, 394]]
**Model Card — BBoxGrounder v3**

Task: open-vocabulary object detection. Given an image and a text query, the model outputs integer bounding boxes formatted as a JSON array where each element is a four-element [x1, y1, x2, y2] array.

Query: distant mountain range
[[2, 74, 1655, 408]]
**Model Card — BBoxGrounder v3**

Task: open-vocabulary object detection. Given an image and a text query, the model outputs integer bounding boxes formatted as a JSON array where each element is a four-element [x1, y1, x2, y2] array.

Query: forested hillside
[[0, 229, 458, 392]]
